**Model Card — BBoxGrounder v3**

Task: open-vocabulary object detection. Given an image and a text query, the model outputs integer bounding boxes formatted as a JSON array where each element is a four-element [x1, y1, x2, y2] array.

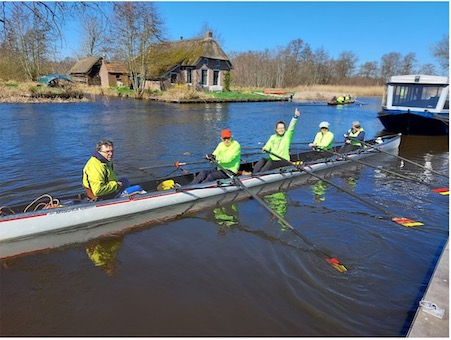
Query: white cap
[[319, 121, 330, 129]]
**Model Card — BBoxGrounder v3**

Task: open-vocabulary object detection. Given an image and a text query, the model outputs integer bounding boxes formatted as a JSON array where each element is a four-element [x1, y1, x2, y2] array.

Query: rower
[[82, 139, 130, 200]]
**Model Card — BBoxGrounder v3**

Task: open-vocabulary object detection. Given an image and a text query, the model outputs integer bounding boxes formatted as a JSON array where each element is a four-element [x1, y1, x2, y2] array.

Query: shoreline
[[0, 92, 380, 104]]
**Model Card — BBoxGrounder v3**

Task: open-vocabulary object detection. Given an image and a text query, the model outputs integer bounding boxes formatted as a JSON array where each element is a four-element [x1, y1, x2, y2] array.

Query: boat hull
[[0, 134, 401, 256], [378, 110, 449, 135]]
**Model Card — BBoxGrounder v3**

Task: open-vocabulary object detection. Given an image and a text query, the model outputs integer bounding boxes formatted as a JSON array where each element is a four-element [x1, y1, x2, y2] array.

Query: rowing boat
[[327, 100, 356, 106], [0, 134, 401, 256]]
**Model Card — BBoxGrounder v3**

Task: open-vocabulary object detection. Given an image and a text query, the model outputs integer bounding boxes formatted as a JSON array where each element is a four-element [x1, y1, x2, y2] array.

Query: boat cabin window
[[392, 84, 446, 108]]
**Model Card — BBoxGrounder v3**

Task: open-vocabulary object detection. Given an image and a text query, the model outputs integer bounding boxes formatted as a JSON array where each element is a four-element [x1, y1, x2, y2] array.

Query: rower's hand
[[308, 143, 315, 147], [294, 108, 301, 117], [206, 153, 215, 162], [262, 148, 267, 153]]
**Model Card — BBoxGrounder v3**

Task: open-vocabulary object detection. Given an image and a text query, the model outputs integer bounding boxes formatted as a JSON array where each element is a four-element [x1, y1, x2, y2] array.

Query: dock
[[408, 240, 449, 337]]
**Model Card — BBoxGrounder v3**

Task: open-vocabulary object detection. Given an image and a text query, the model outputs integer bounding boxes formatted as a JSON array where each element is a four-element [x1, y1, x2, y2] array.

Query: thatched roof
[[105, 62, 128, 74], [144, 33, 231, 79], [69, 57, 102, 74]]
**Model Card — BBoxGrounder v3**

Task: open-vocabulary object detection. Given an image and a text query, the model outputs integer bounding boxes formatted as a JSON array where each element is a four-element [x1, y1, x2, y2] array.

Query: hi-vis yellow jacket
[[313, 130, 335, 150], [212, 139, 241, 174], [82, 153, 119, 197], [263, 117, 298, 161]]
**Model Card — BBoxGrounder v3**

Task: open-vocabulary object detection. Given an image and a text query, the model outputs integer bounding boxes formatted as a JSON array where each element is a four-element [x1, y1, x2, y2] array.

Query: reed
[[1, 81, 384, 103], [289, 85, 383, 100]]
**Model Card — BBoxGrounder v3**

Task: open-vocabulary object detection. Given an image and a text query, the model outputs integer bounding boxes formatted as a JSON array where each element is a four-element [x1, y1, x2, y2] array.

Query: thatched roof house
[[143, 31, 232, 91], [69, 57, 128, 87]]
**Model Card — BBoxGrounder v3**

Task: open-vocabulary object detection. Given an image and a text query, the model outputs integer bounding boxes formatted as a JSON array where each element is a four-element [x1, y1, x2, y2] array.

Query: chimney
[[205, 31, 213, 39]]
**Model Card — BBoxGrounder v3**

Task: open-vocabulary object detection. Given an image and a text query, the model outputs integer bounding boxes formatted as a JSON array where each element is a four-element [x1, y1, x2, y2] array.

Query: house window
[[187, 69, 192, 84], [204, 58, 208, 65], [201, 69, 208, 85], [213, 70, 220, 86], [216, 60, 221, 68], [170, 73, 177, 84]]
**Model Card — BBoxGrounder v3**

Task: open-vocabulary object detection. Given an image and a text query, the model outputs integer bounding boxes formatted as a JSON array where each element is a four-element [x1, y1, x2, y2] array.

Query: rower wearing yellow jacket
[[253, 108, 301, 173], [190, 129, 241, 184], [82, 139, 129, 199]]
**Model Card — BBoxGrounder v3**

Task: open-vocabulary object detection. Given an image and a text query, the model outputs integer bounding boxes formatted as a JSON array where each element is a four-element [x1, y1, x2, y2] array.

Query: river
[[0, 96, 449, 336]]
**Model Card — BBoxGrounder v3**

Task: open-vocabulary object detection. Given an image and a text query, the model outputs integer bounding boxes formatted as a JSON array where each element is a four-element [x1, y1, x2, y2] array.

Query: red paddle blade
[[392, 217, 424, 227], [326, 257, 347, 272], [432, 188, 449, 195]]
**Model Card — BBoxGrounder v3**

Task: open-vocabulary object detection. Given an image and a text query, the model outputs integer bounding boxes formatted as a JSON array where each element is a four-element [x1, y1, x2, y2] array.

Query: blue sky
[[64, 1, 449, 70], [157, 1, 449, 69]]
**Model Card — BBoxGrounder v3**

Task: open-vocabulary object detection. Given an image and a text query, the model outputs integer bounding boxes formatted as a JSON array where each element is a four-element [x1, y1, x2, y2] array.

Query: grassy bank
[[0, 81, 384, 103]]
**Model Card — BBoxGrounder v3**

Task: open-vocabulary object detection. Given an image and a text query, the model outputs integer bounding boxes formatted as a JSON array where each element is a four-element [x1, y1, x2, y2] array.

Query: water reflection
[[210, 204, 240, 236], [85, 235, 123, 276], [264, 192, 288, 230], [310, 180, 328, 202]]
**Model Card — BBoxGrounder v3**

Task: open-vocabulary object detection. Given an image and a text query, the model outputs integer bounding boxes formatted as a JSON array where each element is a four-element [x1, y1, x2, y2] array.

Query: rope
[[23, 194, 60, 212]]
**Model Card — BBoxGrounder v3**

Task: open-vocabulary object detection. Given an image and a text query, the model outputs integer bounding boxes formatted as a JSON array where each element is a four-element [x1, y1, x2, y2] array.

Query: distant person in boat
[[336, 96, 344, 103], [338, 121, 365, 154], [82, 139, 130, 200], [295, 121, 335, 163], [190, 129, 241, 184], [252, 108, 301, 173]]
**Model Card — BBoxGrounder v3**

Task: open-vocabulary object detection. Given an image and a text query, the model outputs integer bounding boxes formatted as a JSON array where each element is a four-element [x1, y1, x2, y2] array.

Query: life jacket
[[348, 128, 365, 146]]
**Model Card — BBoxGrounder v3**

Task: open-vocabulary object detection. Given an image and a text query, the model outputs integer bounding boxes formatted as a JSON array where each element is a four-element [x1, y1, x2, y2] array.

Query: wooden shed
[[69, 57, 128, 87], [99, 59, 129, 88], [69, 57, 103, 85]]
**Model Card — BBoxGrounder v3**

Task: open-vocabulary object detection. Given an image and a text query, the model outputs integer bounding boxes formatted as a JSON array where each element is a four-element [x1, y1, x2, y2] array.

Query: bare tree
[[80, 13, 110, 57], [400, 52, 417, 74], [4, 4, 54, 80], [417, 63, 437, 75], [312, 47, 332, 85], [380, 52, 402, 80], [333, 51, 358, 81], [194, 21, 225, 47], [431, 34, 449, 73], [0, 2, 105, 80], [358, 61, 379, 79], [112, 2, 163, 98]]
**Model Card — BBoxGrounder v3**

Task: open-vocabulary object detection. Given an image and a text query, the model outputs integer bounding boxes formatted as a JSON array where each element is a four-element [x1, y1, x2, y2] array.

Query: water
[[0, 97, 449, 336]]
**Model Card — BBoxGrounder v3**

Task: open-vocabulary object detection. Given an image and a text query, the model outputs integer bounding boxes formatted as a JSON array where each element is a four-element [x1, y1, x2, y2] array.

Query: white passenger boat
[[0, 134, 401, 257], [378, 75, 449, 135]]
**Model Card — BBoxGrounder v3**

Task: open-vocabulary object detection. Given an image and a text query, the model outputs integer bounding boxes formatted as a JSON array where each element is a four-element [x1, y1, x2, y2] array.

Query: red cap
[[221, 129, 232, 138]]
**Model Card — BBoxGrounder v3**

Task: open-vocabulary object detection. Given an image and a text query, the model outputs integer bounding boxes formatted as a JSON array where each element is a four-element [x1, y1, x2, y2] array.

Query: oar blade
[[432, 188, 449, 195], [392, 217, 424, 227], [326, 257, 348, 273]]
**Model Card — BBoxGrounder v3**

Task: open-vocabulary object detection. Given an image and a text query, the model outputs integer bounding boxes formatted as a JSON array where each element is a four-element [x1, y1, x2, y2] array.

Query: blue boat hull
[[378, 110, 449, 136]]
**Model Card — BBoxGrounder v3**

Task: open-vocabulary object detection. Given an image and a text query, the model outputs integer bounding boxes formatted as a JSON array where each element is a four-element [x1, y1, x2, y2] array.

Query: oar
[[318, 148, 449, 195], [139, 160, 206, 171], [209, 157, 347, 272], [265, 150, 424, 228], [353, 138, 449, 179]]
